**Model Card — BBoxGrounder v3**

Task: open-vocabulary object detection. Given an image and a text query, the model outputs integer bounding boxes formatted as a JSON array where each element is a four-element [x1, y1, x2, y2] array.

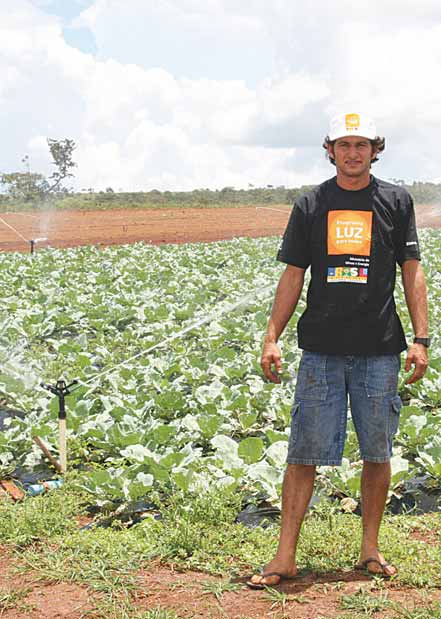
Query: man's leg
[[359, 460, 396, 575], [249, 352, 345, 587], [249, 463, 316, 587], [349, 355, 401, 576]]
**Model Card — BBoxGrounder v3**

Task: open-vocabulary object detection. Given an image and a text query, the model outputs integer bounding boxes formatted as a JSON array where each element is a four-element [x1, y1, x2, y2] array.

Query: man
[[248, 112, 429, 588]]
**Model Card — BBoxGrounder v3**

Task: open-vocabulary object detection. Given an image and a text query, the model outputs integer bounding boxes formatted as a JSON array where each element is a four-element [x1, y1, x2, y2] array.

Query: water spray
[[39, 284, 275, 472], [40, 379, 78, 473], [0, 215, 49, 253], [255, 207, 290, 214], [0, 215, 29, 245], [80, 284, 275, 392]]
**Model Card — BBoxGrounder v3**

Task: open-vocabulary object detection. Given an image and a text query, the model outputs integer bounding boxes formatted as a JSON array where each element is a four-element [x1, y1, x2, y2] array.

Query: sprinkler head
[[30, 238, 48, 254], [40, 379, 78, 396]]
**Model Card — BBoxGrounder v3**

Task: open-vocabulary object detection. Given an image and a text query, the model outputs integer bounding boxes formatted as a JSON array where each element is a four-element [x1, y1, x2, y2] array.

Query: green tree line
[[2, 183, 440, 212], [1, 140, 440, 211]]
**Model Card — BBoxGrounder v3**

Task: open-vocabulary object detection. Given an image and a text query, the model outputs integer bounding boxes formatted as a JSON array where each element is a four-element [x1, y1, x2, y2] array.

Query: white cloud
[[76, 0, 274, 84], [1, 0, 441, 191]]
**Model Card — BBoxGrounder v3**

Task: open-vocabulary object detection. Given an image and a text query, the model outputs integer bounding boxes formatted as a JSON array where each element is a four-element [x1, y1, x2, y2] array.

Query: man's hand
[[404, 343, 429, 384], [261, 341, 282, 383]]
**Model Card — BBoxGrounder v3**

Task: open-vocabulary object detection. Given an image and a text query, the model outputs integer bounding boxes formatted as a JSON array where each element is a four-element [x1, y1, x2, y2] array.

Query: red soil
[[1, 548, 440, 619], [0, 204, 439, 252]]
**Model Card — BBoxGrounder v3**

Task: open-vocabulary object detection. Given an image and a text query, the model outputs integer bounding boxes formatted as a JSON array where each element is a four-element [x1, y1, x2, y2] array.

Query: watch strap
[[413, 337, 431, 348]]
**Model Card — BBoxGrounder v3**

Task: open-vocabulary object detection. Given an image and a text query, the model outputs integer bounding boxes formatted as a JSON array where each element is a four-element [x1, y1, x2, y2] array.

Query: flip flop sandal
[[246, 571, 299, 590], [354, 557, 397, 578]]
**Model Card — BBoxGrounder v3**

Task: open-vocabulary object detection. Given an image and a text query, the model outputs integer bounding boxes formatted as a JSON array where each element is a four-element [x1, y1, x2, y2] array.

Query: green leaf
[[197, 415, 223, 438], [153, 425, 176, 444], [238, 412, 258, 430], [238, 437, 264, 464], [266, 440, 288, 467], [172, 470, 193, 492]]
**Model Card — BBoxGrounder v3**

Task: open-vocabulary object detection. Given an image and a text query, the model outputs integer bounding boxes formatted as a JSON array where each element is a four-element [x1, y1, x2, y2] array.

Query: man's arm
[[401, 259, 429, 384], [261, 265, 305, 383]]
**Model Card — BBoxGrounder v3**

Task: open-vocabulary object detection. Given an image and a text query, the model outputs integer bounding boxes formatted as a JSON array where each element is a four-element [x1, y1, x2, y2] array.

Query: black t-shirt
[[277, 176, 421, 355]]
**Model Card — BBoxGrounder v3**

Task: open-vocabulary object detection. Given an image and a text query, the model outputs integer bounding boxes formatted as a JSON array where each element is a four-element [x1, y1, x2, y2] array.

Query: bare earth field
[[0, 204, 439, 252]]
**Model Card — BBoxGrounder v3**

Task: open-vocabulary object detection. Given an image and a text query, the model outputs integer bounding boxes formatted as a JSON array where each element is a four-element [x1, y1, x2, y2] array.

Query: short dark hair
[[322, 135, 385, 166]]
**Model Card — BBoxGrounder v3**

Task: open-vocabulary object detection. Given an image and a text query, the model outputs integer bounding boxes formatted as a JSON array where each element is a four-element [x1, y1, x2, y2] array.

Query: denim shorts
[[287, 351, 402, 466]]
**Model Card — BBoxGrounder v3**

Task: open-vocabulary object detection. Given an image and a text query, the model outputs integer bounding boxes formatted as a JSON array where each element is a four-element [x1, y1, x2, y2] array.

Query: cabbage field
[[0, 231, 440, 509]]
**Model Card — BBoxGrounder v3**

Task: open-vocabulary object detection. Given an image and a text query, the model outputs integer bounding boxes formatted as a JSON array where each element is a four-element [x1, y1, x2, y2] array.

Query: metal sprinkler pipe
[[30, 240, 35, 254], [41, 379, 78, 473]]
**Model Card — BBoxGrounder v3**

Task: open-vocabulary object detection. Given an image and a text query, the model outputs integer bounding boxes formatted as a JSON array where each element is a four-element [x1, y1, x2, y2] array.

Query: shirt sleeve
[[395, 193, 421, 266], [276, 203, 311, 269]]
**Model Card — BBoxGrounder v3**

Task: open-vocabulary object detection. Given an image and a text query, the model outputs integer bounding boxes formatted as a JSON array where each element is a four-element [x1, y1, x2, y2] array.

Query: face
[[328, 136, 377, 178]]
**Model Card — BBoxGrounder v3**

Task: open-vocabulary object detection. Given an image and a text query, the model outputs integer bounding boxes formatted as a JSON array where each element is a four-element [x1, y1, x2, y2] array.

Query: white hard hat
[[329, 113, 377, 141]]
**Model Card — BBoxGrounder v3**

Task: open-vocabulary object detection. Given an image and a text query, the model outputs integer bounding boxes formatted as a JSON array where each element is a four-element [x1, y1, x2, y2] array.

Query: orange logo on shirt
[[345, 113, 360, 129], [328, 210, 372, 256]]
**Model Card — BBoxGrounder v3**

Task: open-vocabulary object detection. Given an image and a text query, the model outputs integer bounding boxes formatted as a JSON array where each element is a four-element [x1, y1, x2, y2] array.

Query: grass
[[340, 588, 391, 615], [0, 472, 88, 546], [393, 600, 441, 618], [338, 593, 441, 619], [1, 482, 440, 618], [0, 586, 34, 614], [141, 610, 182, 619], [201, 579, 241, 601], [263, 587, 309, 611], [80, 599, 183, 619]]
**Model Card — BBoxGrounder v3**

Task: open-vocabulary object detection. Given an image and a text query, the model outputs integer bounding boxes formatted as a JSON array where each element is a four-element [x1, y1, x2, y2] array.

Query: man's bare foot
[[357, 550, 397, 577], [247, 558, 298, 588]]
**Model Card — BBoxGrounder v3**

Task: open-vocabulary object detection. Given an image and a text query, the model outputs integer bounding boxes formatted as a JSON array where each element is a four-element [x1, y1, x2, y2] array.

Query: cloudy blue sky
[[1, 1, 441, 191]]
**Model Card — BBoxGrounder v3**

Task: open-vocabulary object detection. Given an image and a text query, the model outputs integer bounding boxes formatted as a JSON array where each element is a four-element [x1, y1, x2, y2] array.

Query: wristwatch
[[413, 337, 431, 348]]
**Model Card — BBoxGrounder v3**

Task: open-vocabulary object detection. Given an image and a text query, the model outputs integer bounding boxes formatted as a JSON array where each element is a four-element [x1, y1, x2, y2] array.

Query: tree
[[0, 138, 77, 203], [0, 171, 48, 202], [46, 138, 77, 193]]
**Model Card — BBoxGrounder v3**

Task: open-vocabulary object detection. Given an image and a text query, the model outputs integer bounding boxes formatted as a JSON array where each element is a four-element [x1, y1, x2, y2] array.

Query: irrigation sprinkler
[[41, 379, 78, 473], [30, 237, 48, 254], [0, 215, 49, 253], [37, 286, 274, 473]]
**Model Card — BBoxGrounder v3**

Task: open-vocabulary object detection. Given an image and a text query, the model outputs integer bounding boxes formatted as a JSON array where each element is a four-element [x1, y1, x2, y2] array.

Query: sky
[[1, 1, 441, 191]]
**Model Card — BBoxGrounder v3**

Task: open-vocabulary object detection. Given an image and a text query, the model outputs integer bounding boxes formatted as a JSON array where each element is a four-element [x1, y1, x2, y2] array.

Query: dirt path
[[1, 549, 440, 619], [0, 204, 439, 252]]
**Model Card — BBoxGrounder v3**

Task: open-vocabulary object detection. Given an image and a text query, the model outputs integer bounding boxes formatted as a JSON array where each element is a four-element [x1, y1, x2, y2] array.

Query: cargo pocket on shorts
[[295, 352, 328, 401], [287, 403, 301, 461], [365, 355, 400, 397], [388, 394, 402, 441]]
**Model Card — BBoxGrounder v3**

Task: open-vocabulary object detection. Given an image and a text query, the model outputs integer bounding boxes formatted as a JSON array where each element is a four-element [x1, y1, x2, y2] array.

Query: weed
[[393, 599, 441, 618], [0, 586, 34, 613], [312, 581, 346, 593], [167, 579, 194, 592], [141, 609, 181, 619], [340, 588, 391, 615], [263, 587, 309, 611], [263, 587, 290, 612], [16, 527, 153, 596], [201, 579, 240, 601], [0, 474, 88, 547], [368, 575, 387, 591]]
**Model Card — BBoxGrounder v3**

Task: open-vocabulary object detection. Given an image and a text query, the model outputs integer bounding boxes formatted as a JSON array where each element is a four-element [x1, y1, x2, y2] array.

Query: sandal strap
[[259, 571, 285, 578], [361, 557, 390, 569]]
